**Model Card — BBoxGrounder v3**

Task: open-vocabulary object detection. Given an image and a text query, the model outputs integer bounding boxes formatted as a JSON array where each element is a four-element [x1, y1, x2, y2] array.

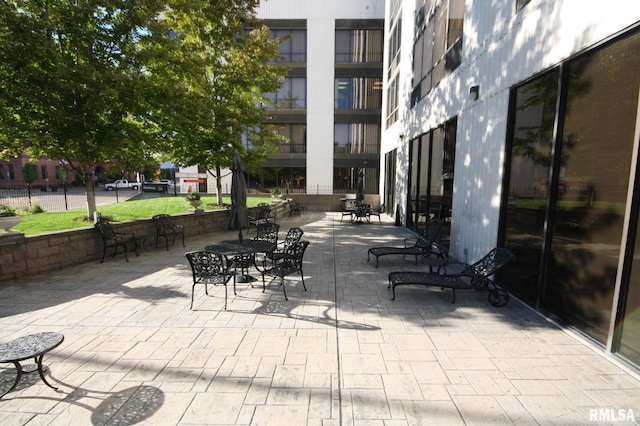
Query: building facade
[[382, 0, 640, 369], [256, 0, 386, 195]]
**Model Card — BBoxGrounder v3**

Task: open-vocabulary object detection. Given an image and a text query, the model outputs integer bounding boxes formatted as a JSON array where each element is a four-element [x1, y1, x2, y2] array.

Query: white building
[[256, 0, 386, 195], [381, 0, 640, 369]]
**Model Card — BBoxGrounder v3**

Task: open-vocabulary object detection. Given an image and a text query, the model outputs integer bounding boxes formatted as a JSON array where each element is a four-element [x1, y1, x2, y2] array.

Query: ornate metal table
[[204, 239, 276, 256], [0, 332, 64, 398], [204, 239, 276, 283]]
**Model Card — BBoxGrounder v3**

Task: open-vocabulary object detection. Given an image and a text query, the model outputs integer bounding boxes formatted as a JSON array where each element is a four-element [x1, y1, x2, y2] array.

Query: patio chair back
[[262, 240, 310, 300], [462, 248, 515, 288], [153, 214, 185, 250], [95, 219, 130, 262], [255, 222, 279, 244], [185, 251, 233, 310], [414, 219, 444, 255], [282, 227, 304, 249]]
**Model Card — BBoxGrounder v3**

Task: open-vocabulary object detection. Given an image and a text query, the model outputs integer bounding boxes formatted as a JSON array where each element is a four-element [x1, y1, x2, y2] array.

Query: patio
[[0, 211, 639, 425]]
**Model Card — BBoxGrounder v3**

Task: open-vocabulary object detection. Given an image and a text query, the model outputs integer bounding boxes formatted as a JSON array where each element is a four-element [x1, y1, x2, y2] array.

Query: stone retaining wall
[[0, 204, 285, 282]]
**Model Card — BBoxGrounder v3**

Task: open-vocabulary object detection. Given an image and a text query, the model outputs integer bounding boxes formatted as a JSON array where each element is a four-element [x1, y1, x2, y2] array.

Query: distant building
[[0, 154, 136, 189], [255, 0, 385, 195]]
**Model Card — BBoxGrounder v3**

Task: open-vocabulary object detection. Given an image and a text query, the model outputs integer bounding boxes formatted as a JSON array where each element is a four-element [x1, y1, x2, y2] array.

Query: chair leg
[[300, 270, 306, 291], [191, 284, 195, 310], [281, 277, 288, 300]]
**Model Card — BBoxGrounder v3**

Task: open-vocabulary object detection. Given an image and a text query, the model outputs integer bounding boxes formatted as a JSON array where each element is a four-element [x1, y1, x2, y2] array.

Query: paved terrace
[[1, 212, 639, 425]]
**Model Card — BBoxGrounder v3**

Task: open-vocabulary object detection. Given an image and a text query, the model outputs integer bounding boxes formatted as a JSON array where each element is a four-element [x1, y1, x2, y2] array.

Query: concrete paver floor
[[0, 211, 639, 425]]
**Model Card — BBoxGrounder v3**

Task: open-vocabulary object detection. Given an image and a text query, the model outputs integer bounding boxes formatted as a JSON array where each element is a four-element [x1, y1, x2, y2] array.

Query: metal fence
[[1, 187, 99, 212]]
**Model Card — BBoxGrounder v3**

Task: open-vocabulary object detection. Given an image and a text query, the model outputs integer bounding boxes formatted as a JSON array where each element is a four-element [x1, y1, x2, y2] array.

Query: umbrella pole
[[239, 228, 243, 242]]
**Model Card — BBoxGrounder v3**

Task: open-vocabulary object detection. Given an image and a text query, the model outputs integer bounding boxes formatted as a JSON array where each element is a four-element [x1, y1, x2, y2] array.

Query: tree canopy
[[0, 0, 286, 215], [145, 2, 287, 204]]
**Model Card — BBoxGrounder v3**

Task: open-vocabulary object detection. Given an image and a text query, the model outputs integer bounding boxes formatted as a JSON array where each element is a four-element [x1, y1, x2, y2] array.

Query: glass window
[[8, 164, 14, 180], [265, 78, 306, 109], [546, 35, 639, 343], [275, 124, 306, 154], [501, 30, 640, 346], [501, 70, 559, 304], [270, 29, 307, 63], [0, 165, 4, 180], [334, 78, 382, 109], [335, 29, 383, 63], [387, 14, 402, 76], [41, 165, 47, 179], [386, 75, 399, 126], [407, 118, 457, 232], [334, 166, 379, 193], [261, 167, 306, 190], [412, 0, 464, 104], [334, 123, 380, 154]]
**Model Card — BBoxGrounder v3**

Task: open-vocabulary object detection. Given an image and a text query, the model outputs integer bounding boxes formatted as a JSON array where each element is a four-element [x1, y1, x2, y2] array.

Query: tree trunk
[[84, 174, 97, 220], [215, 164, 223, 206]]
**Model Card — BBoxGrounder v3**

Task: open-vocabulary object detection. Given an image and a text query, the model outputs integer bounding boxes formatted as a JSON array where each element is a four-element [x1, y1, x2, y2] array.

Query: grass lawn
[[13, 195, 272, 235]]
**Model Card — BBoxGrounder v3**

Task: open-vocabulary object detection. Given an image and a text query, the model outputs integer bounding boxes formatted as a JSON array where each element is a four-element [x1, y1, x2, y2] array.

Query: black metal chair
[[249, 203, 273, 226], [367, 219, 445, 267], [388, 247, 515, 306], [226, 222, 280, 282], [265, 227, 304, 266], [365, 204, 381, 223], [287, 199, 306, 215], [185, 251, 234, 310], [153, 214, 185, 250], [255, 222, 279, 244], [94, 220, 139, 262], [262, 240, 309, 300]]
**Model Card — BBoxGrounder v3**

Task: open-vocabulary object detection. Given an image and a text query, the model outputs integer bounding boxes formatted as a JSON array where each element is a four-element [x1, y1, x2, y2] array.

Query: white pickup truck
[[104, 179, 139, 190]]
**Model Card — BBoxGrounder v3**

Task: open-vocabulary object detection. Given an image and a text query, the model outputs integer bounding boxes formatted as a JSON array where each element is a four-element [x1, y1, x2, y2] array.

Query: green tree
[[146, 2, 288, 205], [22, 162, 38, 203], [0, 1, 174, 218]]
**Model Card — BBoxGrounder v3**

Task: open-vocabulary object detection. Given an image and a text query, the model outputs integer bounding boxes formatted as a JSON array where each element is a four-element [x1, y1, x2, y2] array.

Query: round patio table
[[204, 239, 276, 256], [0, 332, 64, 398], [204, 239, 276, 283]]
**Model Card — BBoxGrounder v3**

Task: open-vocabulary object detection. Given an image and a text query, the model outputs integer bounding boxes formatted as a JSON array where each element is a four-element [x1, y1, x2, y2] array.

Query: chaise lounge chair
[[387, 247, 515, 306], [367, 219, 445, 267]]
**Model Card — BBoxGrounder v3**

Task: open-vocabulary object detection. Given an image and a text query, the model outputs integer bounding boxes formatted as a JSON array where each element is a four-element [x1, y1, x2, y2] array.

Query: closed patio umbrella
[[356, 168, 365, 203], [228, 152, 249, 241]]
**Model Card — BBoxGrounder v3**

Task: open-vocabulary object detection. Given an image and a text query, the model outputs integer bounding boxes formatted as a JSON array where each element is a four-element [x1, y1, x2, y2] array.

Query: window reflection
[[265, 78, 306, 109], [334, 78, 382, 109], [334, 123, 380, 154]]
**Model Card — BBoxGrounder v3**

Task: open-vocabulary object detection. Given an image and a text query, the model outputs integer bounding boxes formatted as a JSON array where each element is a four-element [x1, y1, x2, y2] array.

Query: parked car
[[104, 179, 139, 190], [160, 179, 172, 187]]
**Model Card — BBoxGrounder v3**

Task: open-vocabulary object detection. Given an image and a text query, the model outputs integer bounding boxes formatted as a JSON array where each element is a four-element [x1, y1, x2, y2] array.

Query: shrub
[[0, 204, 17, 217]]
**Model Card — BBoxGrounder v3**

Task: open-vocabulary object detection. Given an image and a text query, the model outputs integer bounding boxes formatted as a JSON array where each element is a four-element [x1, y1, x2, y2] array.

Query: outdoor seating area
[[339, 199, 381, 223], [0, 211, 638, 424]]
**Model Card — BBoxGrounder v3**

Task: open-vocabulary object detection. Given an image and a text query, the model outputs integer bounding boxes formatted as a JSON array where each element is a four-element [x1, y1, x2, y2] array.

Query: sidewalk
[[0, 212, 639, 425]]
